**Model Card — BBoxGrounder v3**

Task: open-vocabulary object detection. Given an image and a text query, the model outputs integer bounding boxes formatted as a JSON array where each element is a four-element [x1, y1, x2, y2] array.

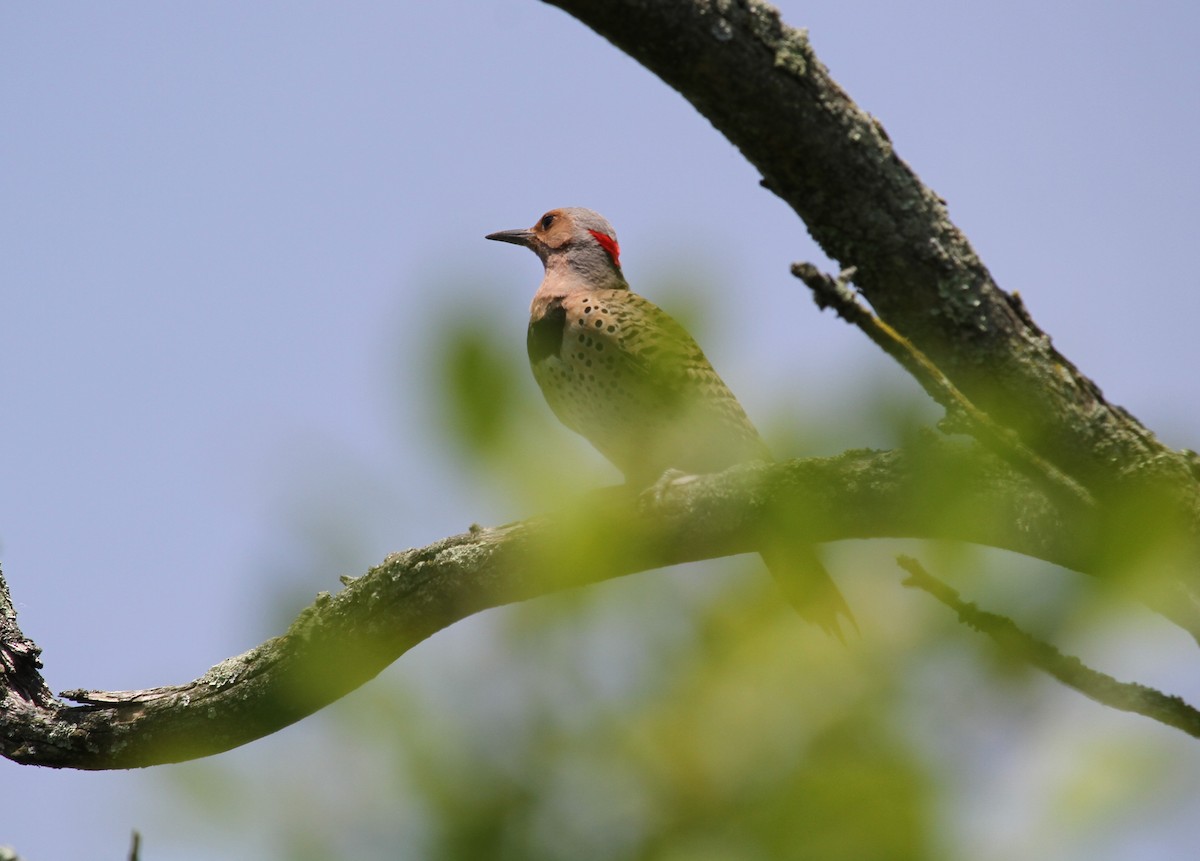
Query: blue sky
[[3, 2, 1200, 858]]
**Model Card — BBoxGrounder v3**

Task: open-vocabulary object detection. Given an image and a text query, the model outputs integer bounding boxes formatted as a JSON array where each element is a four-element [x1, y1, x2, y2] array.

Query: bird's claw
[[640, 468, 697, 509]]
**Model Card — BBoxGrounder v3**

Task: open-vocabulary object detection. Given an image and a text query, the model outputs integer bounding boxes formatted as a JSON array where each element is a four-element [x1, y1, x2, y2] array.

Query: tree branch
[[3, 439, 1101, 769], [542, 0, 1200, 595], [6, 0, 1198, 771], [793, 262, 1094, 513], [898, 556, 1200, 739]]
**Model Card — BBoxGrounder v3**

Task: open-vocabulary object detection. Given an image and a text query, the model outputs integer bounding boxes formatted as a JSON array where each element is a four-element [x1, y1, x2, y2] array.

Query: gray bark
[[2, 440, 1103, 769], [4, 0, 1199, 768]]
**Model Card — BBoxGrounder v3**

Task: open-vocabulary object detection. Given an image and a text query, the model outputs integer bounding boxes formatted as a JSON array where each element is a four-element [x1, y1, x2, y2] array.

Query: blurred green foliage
[[156, 272, 1199, 860]]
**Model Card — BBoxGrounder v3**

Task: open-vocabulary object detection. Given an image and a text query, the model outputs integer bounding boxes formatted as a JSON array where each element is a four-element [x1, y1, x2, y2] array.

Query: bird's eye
[[540, 214, 555, 230]]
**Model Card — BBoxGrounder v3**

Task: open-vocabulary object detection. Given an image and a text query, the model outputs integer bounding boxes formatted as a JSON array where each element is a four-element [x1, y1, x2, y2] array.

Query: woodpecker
[[486, 207, 852, 635]]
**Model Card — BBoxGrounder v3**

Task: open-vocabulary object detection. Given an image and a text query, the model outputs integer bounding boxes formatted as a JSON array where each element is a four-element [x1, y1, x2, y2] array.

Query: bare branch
[[2, 440, 1108, 770], [898, 555, 1200, 739], [543, 0, 1200, 592], [6, 0, 1197, 774], [793, 262, 1094, 512]]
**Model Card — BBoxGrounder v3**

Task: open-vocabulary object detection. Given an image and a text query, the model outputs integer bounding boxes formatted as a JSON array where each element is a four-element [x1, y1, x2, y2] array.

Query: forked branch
[[4, 0, 1199, 770], [545, 0, 1200, 596]]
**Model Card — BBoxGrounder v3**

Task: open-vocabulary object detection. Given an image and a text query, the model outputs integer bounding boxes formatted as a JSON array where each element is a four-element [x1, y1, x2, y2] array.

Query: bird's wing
[[573, 289, 771, 480]]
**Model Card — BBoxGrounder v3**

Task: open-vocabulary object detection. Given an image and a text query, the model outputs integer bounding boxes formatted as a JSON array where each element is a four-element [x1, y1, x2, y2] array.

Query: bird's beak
[[485, 228, 535, 248]]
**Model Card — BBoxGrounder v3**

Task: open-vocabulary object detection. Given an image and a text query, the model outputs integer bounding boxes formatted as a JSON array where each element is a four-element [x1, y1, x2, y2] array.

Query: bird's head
[[486, 208, 624, 284]]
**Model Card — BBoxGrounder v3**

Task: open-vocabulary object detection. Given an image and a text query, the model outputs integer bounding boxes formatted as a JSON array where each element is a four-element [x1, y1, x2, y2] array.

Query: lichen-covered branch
[[5, 0, 1198, 774], [542, 0, 1200, 598], [793, 262, 1093, 512], [2, 440, 1097, 770]]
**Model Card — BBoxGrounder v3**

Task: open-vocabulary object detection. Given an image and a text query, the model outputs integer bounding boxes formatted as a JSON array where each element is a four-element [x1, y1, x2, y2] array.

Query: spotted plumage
[[486, 207, 853, 635], [528, 287, 769, 486]]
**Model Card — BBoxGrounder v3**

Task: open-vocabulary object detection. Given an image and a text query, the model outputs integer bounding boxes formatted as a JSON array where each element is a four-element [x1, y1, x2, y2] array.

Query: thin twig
[[898, 555, 1200, 738], [795, 263, 1095, 512]]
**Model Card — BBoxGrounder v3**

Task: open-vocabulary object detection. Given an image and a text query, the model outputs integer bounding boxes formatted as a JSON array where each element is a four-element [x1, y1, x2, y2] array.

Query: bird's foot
[[639, 468, 697, 509]]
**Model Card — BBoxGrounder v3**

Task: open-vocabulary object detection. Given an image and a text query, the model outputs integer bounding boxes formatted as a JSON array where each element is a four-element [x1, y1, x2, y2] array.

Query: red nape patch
[[587, 229, 621, 267]]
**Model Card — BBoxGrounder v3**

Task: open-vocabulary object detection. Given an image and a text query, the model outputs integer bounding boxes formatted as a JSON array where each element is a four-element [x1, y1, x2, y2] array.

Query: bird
[[486, 207, 852, 635]]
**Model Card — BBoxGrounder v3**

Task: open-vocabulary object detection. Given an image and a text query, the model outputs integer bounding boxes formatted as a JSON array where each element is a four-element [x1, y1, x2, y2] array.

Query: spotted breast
[[487, 206, 854, 636], [528, 287, 770, 487]]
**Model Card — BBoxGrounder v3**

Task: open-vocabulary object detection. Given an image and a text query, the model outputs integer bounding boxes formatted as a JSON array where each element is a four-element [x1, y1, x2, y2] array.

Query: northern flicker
[[486, 207, 852, 635]]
